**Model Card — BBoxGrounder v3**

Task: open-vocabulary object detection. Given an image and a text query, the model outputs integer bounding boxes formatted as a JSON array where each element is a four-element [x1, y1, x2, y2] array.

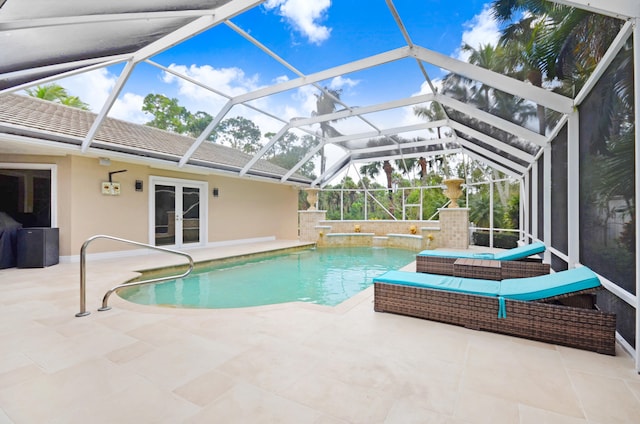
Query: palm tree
[[313, 88, 343, 175], [59, 95, 90, 110], [394, 157, 418, 182], [469, 191, 504, 229], [493, 0, 635, 283], [360, 159, 397, 215], [492, 0, 623, 134], [461, 43, 508, 110], [26, 84, 67, 101], [414, 100, 447, 139], [26, 83, 90, 110], [437, 40, 537, 159], [360, 161, 393, 191]]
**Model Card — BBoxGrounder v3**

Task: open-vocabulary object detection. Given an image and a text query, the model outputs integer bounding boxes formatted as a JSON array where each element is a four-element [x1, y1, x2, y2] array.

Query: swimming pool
[[120, 247, 415, 308]]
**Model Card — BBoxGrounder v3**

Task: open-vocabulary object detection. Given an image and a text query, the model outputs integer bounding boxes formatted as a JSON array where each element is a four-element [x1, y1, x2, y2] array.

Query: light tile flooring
[[1, 240, 639, 423]]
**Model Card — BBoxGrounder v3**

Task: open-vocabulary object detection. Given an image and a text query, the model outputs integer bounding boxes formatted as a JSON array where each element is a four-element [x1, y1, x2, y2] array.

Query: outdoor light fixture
[[213, 188, 219, 197], [135, 180, 143, 192]]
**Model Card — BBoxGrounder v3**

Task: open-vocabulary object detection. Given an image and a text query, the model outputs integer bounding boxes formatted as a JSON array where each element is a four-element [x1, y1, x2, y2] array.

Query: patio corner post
[[634, 16, 640, 374], [567, 110, 580, 269], [543, 143, 552, 265]]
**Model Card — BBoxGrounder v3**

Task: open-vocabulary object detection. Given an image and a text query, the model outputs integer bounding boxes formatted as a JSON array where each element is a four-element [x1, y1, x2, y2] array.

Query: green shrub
[[472, 231, 518, 248]]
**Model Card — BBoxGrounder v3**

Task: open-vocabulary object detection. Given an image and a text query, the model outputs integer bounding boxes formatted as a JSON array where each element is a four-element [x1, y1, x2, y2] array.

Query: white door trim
[[148, 176, 208, 247]]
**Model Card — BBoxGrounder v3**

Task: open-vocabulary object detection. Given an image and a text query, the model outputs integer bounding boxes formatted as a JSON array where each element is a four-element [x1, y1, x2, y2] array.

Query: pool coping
[[113, 244, 417, 314]]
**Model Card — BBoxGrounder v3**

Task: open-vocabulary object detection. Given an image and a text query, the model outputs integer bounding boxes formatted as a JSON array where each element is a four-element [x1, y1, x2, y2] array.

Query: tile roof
[[0, 94, 311, 183]]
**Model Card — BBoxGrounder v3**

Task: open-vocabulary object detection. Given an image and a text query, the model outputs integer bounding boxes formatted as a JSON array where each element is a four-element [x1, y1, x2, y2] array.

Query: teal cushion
[[417, 242, 545, 261], [417, 250, 495, 259], [373, 270, 500, 297], [499, 266, 600, 301], [471, 253, 496, 259], [492, 241, 546, 261]]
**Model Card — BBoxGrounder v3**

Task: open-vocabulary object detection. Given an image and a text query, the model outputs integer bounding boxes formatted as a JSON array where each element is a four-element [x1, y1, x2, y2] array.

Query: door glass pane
[[155, 184, 175, 246], [182, 187, 200, 244]]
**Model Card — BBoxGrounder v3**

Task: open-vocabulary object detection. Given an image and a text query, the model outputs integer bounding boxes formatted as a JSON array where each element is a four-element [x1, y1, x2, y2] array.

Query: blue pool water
[[120, 247, 415, 308]]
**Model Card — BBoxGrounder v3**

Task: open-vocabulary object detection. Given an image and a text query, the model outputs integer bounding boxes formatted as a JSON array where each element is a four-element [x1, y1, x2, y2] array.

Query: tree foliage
[[214, 116, 262, 154], [26, 84, 90, 110], [141, 93, 322, 179], [264, 131, 317, 179], [313, 88, 344, 174], [142, 94, 191, 133], [489, 0, 635, 281]]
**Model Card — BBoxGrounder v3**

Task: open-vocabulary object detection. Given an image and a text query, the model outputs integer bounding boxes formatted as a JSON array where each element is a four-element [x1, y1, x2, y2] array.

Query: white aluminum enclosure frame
[[0, 0, 639, 370]]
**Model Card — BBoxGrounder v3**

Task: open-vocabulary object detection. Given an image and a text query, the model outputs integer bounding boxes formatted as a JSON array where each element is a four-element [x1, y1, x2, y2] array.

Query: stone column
[[439, 207, 469, 249], [299, 210, 326, 243]]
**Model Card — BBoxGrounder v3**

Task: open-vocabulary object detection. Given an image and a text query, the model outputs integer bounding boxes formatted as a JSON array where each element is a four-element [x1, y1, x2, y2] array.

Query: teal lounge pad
[[492, 241, 546, 261], [416, 250, 495, 259], [417, 241, 545, 261], [499, 266, 601, 301], [373, 270, 500, 297], [374, 266, 600, 302]]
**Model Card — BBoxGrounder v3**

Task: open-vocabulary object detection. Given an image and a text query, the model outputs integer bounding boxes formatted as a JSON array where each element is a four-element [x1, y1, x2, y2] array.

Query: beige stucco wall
[[67, 156, 149, 254], [2, 154, 299, 257], [209, 175, 298, 242]]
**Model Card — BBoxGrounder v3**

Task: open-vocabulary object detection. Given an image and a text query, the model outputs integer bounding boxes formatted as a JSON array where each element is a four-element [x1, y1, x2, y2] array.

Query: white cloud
[[58, 68, 115, 113], [57, 68, 147, 123], [289, 76, 359, 119], [329, 76, 359, 90], [164, 64, 260, 96], [162, 63, 325, 138], [163, 64, 263, 115], [39, 63, 318, 137], [455, 5, 501, 62], [264, 0, 332, 45], [274, 74, 290, 84], [293, 84, 320, 117], [391, 79, 450, 140], [397, 80, 435, 127], [111, 93, 146, 124]]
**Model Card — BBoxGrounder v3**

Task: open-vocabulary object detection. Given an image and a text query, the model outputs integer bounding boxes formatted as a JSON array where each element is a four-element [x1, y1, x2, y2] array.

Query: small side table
[[453, 258, 502, 280]]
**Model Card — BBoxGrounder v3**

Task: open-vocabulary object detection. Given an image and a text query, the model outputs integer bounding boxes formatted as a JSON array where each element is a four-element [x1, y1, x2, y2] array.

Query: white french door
[[149, 177, 207, 247]]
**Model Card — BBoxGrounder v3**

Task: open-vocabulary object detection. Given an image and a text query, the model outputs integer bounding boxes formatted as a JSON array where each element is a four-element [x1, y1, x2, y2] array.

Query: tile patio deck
[[1, 240, 639, 423]]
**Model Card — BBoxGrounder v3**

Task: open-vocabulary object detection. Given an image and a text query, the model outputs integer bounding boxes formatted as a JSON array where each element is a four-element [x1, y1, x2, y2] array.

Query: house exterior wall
[[208, 175, 298, 243], [1, 154, 299, 258], [68, 156, 149, 255]]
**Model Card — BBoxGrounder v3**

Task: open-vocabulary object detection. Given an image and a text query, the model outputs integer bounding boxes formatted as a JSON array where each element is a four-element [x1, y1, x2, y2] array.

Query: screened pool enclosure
[[0, 0, 639, 371]]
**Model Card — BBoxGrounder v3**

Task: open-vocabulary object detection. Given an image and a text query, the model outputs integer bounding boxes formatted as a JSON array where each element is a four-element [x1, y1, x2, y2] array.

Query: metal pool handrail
[[76, 235, 194, 317]]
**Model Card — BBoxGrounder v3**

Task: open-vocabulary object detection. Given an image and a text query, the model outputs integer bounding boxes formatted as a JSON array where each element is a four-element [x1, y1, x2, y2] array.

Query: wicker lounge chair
[[416, 241, 548, 278], [373, 266, 616, 355]]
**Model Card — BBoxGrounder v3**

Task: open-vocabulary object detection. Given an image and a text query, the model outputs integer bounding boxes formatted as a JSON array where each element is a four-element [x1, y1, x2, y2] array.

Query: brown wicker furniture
[[448, 257, 550, 280], [417, 255, 549, 278], [373, 268, 616, 355], [417, 241, 548, 278]]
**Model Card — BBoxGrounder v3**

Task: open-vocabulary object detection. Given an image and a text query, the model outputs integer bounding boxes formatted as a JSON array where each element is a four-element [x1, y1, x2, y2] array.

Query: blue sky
[[58, 1, 501, 141]]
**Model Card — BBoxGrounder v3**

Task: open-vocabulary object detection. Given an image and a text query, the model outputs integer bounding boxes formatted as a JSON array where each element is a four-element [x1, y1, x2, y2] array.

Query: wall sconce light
[[135, 180, 143, 192], [213, 188, 219, 197]]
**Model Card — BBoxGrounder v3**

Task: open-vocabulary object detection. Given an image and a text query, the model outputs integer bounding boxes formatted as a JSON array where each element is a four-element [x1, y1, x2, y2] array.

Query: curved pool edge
[[109, 282, 381, 317], [113, 246, 417, 313], [127, 243, 318, 283]]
